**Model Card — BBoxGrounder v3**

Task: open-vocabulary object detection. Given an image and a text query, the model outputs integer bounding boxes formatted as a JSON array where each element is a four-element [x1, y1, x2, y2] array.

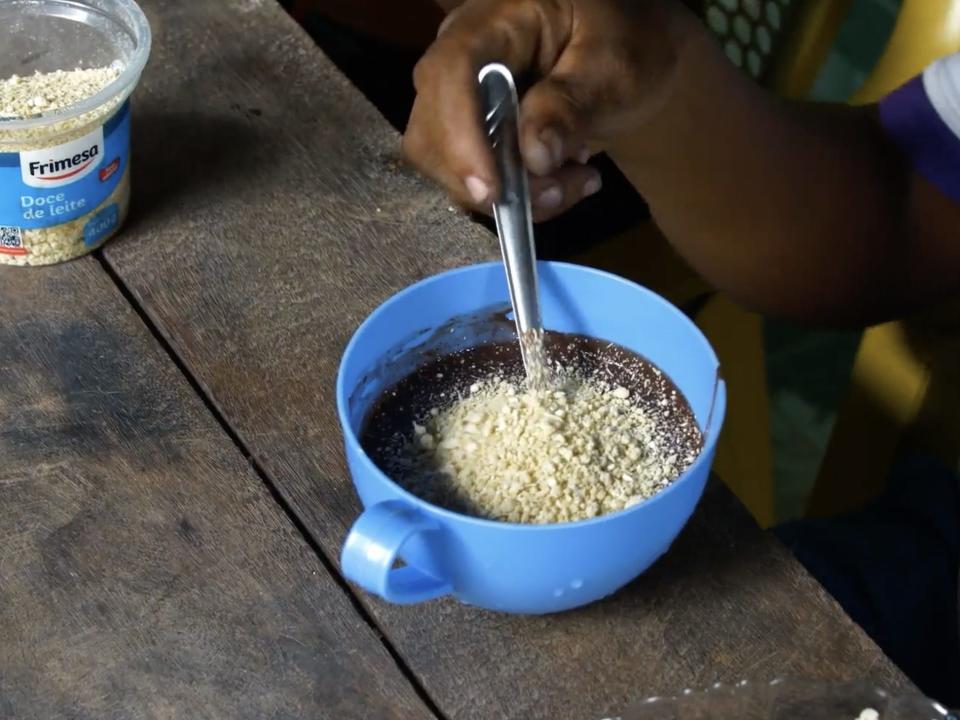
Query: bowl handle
[[341, 500, 452, 604]]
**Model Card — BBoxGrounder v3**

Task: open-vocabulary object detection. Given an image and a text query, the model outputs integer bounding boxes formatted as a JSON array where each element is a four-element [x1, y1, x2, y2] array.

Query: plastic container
[[337, 261, 726, 614], [0, 0, 151, 266], [622, 679, 957, 720]]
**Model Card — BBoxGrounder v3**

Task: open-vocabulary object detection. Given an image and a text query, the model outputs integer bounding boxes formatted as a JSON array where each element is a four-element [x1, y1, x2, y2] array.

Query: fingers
[[518, 74, 594, 176], [528, 163, 602, 222], [417, 161, 603, 225], [435, 5, 462, 37], [403, 105, 500, 213], [405, 50, 499, 205], [403, 0, 574, 206]]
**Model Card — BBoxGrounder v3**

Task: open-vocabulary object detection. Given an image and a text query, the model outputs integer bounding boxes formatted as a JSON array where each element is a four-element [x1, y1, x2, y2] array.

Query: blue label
[[0, 101, 130, 230], [83, 203, 119, 246]]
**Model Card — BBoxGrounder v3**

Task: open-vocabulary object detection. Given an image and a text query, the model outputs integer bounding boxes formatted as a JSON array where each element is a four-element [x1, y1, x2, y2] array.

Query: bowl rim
[[0, 0, 152, 130], [335, 260, 727, 531]]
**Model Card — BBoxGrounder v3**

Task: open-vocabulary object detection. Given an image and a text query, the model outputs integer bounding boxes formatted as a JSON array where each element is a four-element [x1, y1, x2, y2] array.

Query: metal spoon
[[477, 63, 545, 380]]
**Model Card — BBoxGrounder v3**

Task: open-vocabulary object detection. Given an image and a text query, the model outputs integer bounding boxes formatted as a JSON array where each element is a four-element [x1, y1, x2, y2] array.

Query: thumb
[[518, 74, 595, 176]]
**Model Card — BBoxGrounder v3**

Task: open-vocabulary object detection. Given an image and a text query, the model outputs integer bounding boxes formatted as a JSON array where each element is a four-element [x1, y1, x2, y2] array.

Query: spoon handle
[[478, 63, 543, 339]]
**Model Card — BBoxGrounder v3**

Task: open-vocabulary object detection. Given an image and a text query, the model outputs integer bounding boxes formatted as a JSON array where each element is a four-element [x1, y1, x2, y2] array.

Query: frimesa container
[[337, 261, 726, 614], [0, 0, 151, 266]]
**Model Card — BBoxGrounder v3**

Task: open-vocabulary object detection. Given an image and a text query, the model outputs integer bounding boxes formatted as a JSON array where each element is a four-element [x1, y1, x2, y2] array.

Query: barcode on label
[[0, 225, 27, 256]]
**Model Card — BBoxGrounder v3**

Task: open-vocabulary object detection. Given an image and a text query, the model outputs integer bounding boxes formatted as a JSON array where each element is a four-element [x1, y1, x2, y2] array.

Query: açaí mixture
[[360, 332, 703, 524]]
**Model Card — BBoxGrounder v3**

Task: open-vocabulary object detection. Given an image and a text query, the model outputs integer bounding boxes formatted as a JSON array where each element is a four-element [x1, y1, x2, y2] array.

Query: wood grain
[[103, 0, 912, 717], [0, 258, 433, 719]]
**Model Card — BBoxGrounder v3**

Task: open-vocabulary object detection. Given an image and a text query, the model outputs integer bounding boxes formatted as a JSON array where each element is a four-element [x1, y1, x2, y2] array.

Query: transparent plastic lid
[[619, 680, 957, 720], [0, 0, 151, 129]]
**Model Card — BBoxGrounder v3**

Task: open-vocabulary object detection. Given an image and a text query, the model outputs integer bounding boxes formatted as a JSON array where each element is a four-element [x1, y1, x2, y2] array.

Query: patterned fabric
[[880, 53, 960, 202], [703, 0, 794, 80]]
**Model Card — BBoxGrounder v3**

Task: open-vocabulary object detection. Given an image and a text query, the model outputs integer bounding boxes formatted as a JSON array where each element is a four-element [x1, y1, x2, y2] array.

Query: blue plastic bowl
[[337, 261, 726, 614]]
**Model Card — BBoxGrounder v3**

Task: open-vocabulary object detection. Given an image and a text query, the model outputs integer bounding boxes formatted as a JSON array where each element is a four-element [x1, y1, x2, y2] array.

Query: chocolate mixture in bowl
[[360, 331, 703, 524]]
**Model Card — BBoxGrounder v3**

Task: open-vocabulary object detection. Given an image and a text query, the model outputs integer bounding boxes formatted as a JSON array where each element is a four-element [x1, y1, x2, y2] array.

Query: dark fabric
[[776, 456, 960, 706]]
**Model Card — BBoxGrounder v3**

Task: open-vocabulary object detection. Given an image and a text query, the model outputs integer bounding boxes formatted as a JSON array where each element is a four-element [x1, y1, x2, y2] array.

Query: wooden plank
[[103, 0, 913, 717], [0, 258, 434, 719]]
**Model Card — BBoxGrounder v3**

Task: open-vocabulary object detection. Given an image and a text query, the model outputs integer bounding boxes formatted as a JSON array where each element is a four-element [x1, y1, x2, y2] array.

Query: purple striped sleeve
[[879, 73, 960, 203]]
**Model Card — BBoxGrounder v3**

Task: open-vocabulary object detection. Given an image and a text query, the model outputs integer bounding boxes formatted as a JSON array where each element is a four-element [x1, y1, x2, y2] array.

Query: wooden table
[[0, 1, 911, 717]]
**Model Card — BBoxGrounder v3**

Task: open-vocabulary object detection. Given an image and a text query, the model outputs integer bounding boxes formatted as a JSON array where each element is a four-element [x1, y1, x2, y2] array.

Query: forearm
[[609, 29, 909, 324], [405, 0, 957, 325]]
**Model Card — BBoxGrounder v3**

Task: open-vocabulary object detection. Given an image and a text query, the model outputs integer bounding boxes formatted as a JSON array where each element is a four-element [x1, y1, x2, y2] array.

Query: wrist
[[604, 11, 729, 168]]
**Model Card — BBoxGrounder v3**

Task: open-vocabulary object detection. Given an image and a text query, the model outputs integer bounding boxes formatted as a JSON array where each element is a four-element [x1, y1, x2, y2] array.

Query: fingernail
[[524, 138, 553, 176], [465, 175, 490, 204], [576, 146, 591, 164], [582, 173, 602, 198], [535, 185, 563, 209], [540, 128, 563, 167]]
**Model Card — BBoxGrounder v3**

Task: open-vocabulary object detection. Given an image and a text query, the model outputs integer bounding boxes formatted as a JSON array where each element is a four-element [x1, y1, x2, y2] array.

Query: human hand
[[402, 0, 697, 221]]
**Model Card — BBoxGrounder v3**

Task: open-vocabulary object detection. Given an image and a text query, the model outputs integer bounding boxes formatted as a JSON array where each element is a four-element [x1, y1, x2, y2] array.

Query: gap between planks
[[93, 248, 449, 720]]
